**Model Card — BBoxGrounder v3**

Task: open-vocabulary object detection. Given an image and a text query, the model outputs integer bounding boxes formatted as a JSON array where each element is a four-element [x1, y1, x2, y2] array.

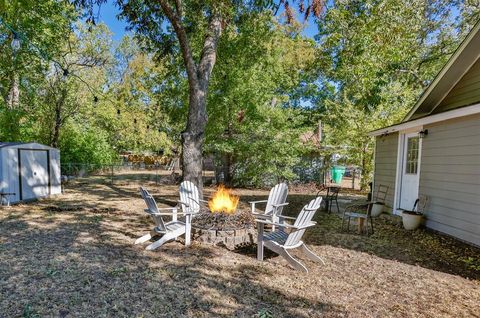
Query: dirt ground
[[1, 174, 480, 317]]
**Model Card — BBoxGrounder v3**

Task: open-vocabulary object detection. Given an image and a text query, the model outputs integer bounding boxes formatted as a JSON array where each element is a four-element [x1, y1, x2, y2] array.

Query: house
[[0, 142, 61, 204], [369, 21, 480, 246]]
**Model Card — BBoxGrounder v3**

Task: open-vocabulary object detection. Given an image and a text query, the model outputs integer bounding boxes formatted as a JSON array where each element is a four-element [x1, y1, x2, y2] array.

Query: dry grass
[[1, 175, 480, 317]]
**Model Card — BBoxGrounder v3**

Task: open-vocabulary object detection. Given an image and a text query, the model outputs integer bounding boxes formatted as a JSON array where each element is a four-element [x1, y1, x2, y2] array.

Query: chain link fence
[[61, 161, 361, 190]]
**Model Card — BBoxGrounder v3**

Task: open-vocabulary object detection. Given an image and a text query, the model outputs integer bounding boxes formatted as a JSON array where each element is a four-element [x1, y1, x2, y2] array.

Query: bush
[[59, 123, 117, 164]]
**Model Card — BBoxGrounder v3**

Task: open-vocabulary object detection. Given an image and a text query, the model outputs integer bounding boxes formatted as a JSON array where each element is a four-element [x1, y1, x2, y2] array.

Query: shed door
[[20, 150, 50, 200], [399, 133, 421, 210]]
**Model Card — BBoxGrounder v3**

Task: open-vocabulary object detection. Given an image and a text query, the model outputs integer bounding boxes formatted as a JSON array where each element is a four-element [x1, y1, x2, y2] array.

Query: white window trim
[[369, 103, 480, 137]]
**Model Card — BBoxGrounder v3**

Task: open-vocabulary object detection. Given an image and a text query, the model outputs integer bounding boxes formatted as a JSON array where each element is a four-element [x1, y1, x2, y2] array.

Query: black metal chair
[[318, 186, 340, 213], [342, 185, 389, 235]]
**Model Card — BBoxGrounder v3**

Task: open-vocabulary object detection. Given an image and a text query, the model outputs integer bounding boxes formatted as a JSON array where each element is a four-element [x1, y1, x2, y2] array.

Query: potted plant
[[402, 209, 423, 230], [401, 197, 428, 230]]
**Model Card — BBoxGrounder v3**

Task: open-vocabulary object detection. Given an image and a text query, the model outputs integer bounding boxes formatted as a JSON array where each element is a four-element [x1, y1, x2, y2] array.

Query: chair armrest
[[256, 219, 285, 228], [256, 219, 316, 230], [150, 212, 179, 216], [278, 215, 297, 220], [199, 199, 209, 203], [145, 207, 178, 215], [249, 200, 268, 204], [272, 202, 289, 208], [157, 207, 178, 211], [252, 213, 272, 219]]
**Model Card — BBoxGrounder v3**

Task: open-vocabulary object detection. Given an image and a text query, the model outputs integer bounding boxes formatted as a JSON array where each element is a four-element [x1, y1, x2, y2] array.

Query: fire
[[208, 185, 239, 214]]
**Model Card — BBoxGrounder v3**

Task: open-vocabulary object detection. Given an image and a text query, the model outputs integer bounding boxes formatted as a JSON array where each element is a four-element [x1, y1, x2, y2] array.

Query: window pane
[[406, 137, 419, 174]]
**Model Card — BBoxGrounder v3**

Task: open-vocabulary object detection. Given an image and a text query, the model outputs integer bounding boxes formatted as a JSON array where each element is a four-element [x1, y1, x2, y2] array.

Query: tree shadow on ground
[[239, 192, 480, 280], [0, 210, 345, 317]]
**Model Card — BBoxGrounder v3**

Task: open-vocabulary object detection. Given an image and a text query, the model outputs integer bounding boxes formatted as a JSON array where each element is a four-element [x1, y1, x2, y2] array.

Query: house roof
[[369, 19, 480, 137], [403, 20, 480, 121], [368, 102, 480, 136]]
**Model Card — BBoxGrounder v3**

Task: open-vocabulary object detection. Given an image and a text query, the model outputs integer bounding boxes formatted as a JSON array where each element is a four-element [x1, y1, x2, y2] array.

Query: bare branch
[[174, 0, 183, 18], [198, 14, 222, 88], [158, 0, 198, 85]]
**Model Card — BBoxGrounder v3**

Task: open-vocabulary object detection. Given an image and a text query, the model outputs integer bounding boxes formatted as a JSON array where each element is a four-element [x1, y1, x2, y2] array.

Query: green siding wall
[[434, 57, 480, 114], [374, 133, 398, 212], [420, 114, 480, 247]]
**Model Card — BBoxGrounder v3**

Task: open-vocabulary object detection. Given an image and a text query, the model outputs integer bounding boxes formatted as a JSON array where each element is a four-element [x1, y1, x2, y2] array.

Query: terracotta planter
[[370, 203, 384, 217], [402, 211, 423, 230]]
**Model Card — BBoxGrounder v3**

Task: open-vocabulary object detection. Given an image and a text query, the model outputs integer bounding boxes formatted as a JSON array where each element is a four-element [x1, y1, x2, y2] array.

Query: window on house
[[405, 137, 419, 174]]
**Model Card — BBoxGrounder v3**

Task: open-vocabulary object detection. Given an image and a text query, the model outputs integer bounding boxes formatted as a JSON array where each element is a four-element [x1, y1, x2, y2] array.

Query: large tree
[[205, 13, 316, 185], [0, 0, 75, 140], [72, 0, 321, 194], [40, 23, 112, 148]]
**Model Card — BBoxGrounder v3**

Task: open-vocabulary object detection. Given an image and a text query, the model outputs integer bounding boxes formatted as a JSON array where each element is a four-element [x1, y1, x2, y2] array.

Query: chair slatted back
[[285, 197, 322, 247], [140, 187, 149, 200], [326, 186, 340, 200], [413, 195, 428, 213], [265, 183, 288, 216], [179, 181, 200, 214], [139, 187, 166, 232], [374, 185, 389, 203]]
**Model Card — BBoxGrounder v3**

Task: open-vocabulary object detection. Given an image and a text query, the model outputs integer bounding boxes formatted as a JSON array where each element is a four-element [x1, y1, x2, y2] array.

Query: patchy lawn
[[1, 176, 479, 317]]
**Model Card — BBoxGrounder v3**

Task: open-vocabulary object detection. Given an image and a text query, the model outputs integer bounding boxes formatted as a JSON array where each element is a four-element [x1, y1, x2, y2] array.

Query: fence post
[[352, 169, 355, 189], [111, 165, 114, 184]]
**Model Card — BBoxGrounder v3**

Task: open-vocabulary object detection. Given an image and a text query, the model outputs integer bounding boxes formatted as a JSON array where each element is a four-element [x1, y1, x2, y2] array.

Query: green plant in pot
[[402, 196, 428, 230]]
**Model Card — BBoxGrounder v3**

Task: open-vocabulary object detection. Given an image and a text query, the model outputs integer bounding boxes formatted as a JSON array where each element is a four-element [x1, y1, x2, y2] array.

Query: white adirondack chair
[[178, 180, 207, 214], [135, 187, 194, 250], [257, 197, 325, 273], [250, 183, 289, 229]]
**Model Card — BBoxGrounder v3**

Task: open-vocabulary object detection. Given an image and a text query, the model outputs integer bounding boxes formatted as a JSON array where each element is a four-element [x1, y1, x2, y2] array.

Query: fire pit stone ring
[[191, 208, 256, 250]]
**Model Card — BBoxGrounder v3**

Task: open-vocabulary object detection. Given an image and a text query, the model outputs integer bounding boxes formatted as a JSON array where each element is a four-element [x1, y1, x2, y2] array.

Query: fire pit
[[191, 185, 256, 250]]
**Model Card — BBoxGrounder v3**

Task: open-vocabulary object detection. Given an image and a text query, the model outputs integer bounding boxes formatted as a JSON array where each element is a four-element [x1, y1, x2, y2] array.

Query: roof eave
[[402, 20, 480, 122], [369, 102, 480, 136]]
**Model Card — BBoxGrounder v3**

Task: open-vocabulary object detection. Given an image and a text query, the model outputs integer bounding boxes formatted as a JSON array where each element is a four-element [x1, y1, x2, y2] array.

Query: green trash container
[[331, 166, 346, 184]]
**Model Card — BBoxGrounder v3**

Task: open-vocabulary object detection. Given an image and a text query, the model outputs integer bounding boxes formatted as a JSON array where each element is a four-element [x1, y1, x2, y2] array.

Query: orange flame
[[208, 185, 239, 214]]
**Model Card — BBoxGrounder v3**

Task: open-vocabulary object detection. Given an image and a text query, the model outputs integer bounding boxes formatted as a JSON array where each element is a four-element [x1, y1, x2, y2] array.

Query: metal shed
[[0, 142, 61, 204]]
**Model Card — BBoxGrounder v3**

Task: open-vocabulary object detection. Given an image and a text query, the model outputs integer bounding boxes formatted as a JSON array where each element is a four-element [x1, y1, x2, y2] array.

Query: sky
[[96, 2, 319, 42]]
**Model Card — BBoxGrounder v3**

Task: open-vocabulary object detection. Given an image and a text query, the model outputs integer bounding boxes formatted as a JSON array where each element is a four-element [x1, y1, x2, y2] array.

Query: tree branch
[[198, 13, 222, 89], [158, 0, 197, 85], [174, 0, 183, 18]]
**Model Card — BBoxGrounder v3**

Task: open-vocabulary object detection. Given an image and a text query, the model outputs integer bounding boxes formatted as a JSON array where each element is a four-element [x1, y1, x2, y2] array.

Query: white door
[[399, 133, 421, 210], [20, 150, 49, 200]]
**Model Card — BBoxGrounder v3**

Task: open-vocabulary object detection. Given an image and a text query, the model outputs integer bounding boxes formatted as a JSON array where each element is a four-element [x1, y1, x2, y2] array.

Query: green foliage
[[0, 0, 76, 139], [0, 107, 24, 141], [314, 0, 472, 188], [203, 13, 316, 185], [59, 122, 117, 164], [3, 0, 480, 188]]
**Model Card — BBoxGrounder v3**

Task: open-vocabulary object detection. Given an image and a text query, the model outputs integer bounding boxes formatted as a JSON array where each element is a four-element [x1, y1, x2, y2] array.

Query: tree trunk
[[6, 72, 20, 109], [180, 16, 222, 196], [158, 1, 222, 197], [182, 79, 208, 194], [360, 140, 372, 191], [51, 106, 62, 148], [223, 152, 233, 185], [50, 88, 67, 148]]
